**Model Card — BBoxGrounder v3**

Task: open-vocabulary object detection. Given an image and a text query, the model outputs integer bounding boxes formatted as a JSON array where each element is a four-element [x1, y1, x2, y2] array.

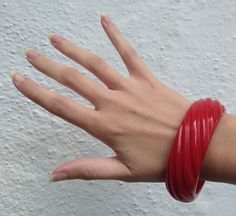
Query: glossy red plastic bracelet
[[165, 98, 226, 202]]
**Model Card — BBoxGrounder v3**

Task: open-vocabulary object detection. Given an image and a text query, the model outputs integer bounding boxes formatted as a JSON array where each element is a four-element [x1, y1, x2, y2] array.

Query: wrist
[[165, 98, 226, 202]]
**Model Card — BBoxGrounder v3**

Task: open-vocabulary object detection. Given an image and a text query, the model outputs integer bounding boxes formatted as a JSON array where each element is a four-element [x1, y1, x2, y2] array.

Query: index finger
[[100, 13, 157, 84]]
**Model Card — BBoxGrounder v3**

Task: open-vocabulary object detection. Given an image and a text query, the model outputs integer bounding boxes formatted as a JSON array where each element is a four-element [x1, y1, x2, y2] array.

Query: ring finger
[[10, 71, 100, 132]]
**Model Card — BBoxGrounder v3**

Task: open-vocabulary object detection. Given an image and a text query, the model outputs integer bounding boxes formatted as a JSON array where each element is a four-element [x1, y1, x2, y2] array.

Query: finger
[[100, 13, 157, 83], [50, 156, 133, 182], [10, 71, 99, 132], [25, 48, 109, 109], [49, 33, 128, 90]]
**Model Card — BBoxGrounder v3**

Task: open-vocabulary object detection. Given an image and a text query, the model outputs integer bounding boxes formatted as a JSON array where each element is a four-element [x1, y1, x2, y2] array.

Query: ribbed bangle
[[165, 98, 226, 202]]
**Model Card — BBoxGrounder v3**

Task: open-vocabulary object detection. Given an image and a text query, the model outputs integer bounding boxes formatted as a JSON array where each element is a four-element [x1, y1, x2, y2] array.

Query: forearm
[[200, 114, 236, 184]]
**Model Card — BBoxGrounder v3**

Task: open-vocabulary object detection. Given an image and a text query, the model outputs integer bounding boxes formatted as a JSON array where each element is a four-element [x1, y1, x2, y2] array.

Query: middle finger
[[25, 49, 110, 109], [49, 34, 128, 90]]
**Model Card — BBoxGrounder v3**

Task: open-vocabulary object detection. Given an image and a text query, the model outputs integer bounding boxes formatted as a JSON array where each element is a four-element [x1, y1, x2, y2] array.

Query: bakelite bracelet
[[165, 98, 226, 202]]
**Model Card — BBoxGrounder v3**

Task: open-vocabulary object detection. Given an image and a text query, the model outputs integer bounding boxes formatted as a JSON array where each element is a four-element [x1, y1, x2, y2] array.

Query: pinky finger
[[10, 71, 99, 132]]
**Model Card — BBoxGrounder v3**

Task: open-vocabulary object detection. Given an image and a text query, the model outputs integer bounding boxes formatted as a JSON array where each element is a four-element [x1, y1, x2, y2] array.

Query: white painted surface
[[1, 0, 236, 215]]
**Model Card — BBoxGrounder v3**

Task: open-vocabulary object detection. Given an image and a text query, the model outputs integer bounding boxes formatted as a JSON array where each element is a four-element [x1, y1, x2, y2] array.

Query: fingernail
[[9, 71, 26, 87], [49, 33, 64, 45], [101, 12, 106, 17], [101, 12, 111, 26], [25, 48, 39, 61], [49, 172, 68, 182]]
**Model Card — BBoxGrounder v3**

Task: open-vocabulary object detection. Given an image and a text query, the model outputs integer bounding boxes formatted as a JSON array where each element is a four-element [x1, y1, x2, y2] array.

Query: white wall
[[1, 0, 236, 215]]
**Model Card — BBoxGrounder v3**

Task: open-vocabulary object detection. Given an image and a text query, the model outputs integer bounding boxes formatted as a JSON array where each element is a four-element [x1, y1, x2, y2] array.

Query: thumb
[[49, 156, 133, 182]]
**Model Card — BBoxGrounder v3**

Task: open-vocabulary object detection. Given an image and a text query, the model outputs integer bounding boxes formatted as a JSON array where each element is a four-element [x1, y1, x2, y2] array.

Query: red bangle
[[165, 98, 226, 202]]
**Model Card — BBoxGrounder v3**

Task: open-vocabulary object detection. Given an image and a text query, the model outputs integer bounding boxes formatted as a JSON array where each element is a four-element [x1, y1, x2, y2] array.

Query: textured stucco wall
[[1, 0, 236, 215]]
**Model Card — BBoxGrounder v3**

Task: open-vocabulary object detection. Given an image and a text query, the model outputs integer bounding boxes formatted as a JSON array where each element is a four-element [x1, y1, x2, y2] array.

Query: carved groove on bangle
[[166, 98, 226, 202]]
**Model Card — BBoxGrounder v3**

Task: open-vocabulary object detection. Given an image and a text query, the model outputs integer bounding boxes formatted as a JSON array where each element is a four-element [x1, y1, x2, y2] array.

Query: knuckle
[[123, 46, 137, 59], [60, 67, 79, 86], [96, 90, 115, 106], [91, 55, 108, 72], [82, 165, 97, 180], [108, 124, 124, 137], [50, 94, 69, 116], [100, 122, 124, 143], [56, 40, 71, 56], [85, 113, 104, 136], [18, 78, 42, 102], [88, 113, 124, 144]]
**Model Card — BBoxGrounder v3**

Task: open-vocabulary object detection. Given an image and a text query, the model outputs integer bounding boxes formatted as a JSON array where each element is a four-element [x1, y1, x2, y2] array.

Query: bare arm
[[200, 114, 236, 184], [10, 13, 236, 186]]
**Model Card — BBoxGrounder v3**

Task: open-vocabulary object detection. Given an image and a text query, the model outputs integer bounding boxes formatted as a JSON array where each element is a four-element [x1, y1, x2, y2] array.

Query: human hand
[[10, 14, 192, 182]]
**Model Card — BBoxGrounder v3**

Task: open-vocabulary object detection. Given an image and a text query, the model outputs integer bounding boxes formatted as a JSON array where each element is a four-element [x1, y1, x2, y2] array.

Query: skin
[[10, 14, 236, 184]]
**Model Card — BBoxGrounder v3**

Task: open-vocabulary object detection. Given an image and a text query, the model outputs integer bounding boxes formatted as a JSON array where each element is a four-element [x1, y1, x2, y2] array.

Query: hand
[[10, 14, 192, 182]]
